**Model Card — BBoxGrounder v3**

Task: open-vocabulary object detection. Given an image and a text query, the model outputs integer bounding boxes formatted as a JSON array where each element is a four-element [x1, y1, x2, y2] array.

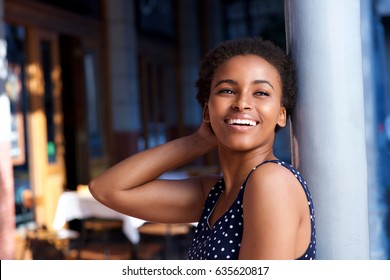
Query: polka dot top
[[187, 159, 316, 260]]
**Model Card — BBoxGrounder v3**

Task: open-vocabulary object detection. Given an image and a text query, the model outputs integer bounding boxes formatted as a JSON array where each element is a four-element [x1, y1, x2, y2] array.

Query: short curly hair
[[196, 37, 297, 122]]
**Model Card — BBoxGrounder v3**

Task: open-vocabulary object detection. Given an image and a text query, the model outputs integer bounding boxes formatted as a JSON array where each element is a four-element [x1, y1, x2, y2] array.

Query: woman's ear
[[277, 106, 287, 128], [202, 103, 210, 123]]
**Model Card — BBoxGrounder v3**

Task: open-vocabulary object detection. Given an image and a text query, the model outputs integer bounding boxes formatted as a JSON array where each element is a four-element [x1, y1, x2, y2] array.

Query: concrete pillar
[[285, 0, 370, 259], [0, 0, 15, 257]]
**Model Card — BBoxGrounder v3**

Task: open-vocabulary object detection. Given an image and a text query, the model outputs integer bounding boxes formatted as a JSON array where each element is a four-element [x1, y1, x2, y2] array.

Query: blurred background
[[0, 0, 389, 260]]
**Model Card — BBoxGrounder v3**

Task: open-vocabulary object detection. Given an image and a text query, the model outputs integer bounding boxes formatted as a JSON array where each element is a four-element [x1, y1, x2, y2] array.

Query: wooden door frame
[[25, 27, 65, 228]]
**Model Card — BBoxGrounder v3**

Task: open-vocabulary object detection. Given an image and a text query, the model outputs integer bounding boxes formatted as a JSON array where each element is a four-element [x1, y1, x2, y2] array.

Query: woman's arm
[[238, 163, 310, 259], [89, 122, 218, 223]]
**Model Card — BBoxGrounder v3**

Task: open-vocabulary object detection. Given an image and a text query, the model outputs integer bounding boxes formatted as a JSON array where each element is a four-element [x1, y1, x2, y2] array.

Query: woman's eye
[[255, 91, 270, 96], [218, 89, 235, 95]]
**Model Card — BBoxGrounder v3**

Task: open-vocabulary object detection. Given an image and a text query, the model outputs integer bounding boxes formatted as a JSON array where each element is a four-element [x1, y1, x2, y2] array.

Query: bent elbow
[[88, 178, 106, 203]]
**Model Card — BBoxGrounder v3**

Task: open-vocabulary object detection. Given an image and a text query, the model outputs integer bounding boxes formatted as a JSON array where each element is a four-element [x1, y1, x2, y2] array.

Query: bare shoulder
[[244, 162, 305, 209], [239, 162, 307, 259]]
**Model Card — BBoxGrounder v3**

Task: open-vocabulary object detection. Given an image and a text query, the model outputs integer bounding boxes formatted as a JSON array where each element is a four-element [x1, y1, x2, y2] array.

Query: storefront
[[4, 0, 110, 230]]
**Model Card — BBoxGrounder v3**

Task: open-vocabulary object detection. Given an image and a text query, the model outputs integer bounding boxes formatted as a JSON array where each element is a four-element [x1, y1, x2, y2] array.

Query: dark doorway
[[60, 35, 88, 190]]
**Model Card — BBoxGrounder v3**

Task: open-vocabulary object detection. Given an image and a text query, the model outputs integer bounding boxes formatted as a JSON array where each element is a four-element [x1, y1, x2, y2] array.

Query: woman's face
[[204, 54, 286, 152]]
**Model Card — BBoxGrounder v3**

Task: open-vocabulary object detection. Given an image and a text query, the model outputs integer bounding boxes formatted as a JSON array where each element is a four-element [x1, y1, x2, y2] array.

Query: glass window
[[136, 0, 176, 39], [6, 23, 33, 226], [5, 24, 27, 165], [84, 51, 103, 158], [138, 59, 173, 150], [222, 0, 286, 48], [41, 41, 57, 163]]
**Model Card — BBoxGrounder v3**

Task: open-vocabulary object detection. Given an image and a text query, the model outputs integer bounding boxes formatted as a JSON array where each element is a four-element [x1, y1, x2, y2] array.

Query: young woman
[[89, 37, 316, 260]]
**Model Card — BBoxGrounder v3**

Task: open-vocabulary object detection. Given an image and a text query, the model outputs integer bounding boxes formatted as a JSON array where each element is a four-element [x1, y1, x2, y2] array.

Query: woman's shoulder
[[244, 161, 306, 208], [253, 160, 297, 181]]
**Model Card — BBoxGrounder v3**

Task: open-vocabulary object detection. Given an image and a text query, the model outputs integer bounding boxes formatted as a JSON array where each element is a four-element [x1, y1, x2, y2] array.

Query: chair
[[137, 223, 194, 259], [78, 218, 136, 259], [23, 225, 80, 260]]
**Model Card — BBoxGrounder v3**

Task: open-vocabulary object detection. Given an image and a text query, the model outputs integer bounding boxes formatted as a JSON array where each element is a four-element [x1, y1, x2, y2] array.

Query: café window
[[138, 56, 178, 150], [6, 23, 33, 226], [84, 51, 104, 158], [41, 41, 58, 163], [222, 0, 285, 48], [136, 0, 176, 40], [5, 24, 27, 166]]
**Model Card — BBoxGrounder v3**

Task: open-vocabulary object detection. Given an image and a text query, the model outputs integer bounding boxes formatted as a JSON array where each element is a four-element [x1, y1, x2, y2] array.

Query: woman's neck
[[218, 146, 276, 194]]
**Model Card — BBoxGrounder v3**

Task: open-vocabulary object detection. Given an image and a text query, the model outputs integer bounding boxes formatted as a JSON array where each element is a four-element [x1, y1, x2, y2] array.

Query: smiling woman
[[89, 37, 316, 260]]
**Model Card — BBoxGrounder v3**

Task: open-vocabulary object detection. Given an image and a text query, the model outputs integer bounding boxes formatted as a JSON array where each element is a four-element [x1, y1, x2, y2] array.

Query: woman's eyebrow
[[214, 79, 237, 88], [253, 79, 274, 89], [214, 79, 274, 90]]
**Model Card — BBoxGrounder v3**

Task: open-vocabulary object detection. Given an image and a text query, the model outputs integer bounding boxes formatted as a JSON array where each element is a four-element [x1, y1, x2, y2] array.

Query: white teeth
[[227, 119, 256, 126]]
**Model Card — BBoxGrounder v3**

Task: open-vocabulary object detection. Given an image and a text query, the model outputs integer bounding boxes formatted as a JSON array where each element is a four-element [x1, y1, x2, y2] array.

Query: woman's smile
[[224, 115, 259, 132]]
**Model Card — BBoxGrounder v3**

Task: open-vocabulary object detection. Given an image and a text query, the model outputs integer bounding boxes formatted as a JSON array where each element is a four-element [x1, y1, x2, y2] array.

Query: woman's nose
[[232, 94, 252, 111]]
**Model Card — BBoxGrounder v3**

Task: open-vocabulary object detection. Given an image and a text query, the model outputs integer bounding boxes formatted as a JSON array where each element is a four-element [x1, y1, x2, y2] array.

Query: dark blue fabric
[[187, 159, 316, 260]]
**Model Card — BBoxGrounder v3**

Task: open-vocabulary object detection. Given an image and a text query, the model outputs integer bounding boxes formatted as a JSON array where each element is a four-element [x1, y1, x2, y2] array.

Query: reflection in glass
[[5, 24, 26, 165], [84, 51, 103, 158], [6, 23, 33, 226], [41, 41, 57, 163]]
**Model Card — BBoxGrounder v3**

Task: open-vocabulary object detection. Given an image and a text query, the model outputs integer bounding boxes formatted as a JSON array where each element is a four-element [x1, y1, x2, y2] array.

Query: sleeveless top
[[187, 160, 316, 260]]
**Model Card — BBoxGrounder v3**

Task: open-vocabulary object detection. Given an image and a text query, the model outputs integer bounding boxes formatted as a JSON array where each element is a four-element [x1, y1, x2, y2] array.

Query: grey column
[[285, 0, 370, 259]]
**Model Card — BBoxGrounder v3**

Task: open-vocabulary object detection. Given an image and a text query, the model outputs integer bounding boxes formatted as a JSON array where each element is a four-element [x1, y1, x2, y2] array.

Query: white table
[[52, 191, 146, 244]]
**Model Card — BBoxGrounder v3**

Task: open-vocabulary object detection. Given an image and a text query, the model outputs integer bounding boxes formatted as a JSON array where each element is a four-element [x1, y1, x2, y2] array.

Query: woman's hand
[[195, 120, 218, 152]]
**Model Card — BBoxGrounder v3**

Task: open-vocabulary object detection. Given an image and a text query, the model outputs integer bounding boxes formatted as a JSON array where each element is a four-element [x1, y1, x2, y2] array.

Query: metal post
[[285, 0, 370, 259]]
